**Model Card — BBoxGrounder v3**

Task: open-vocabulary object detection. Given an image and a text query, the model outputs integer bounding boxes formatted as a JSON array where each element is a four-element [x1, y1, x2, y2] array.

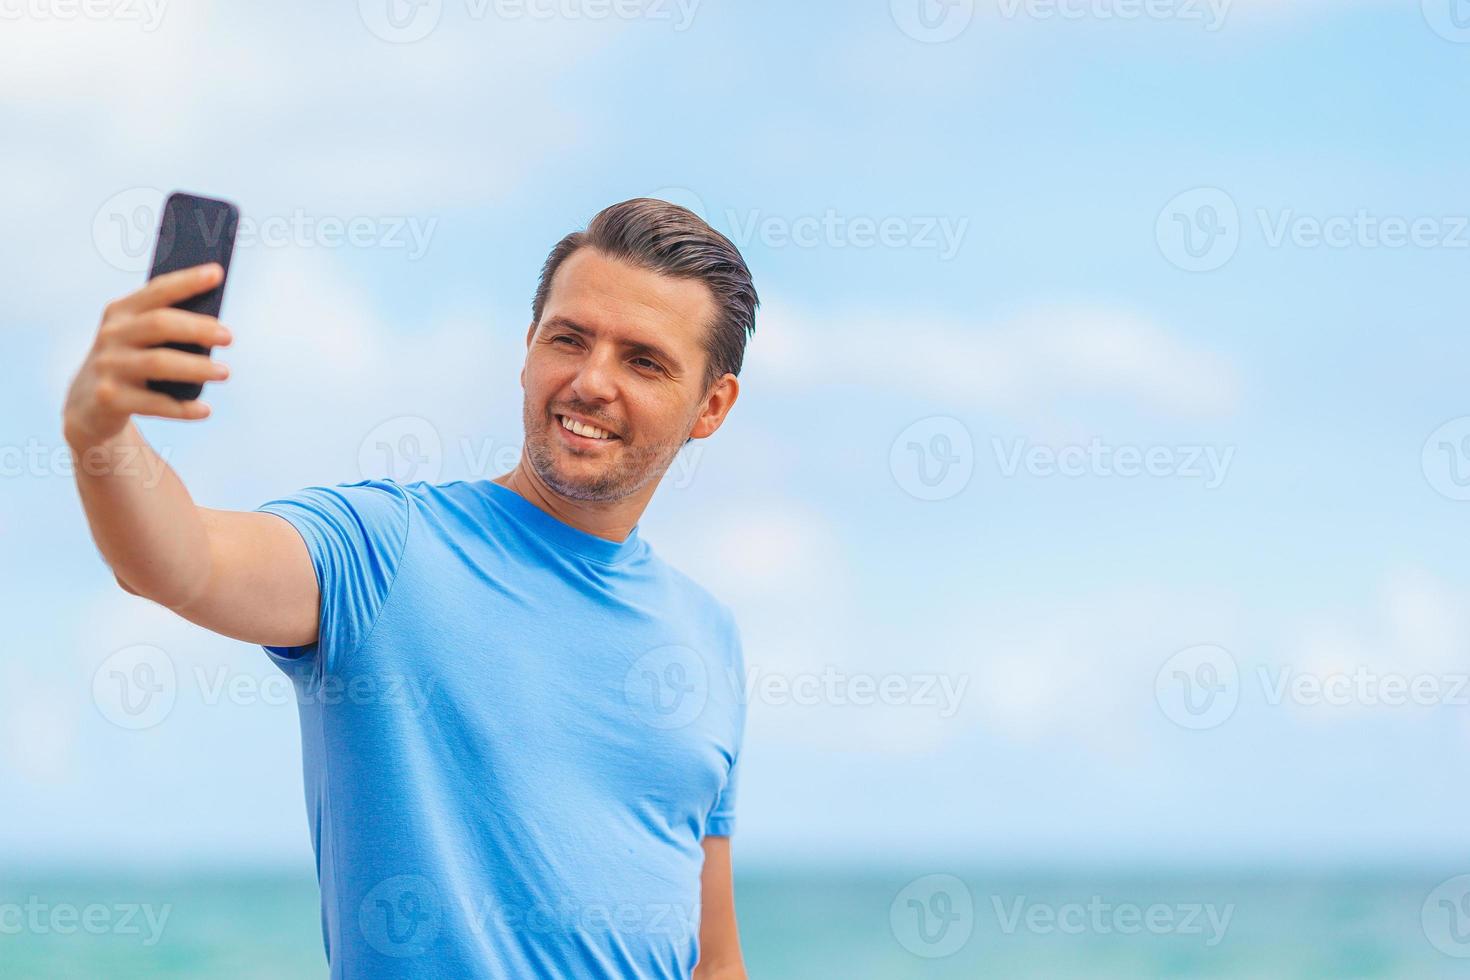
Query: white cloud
[[1284, 567, 1470, 724], [749, 302, 1240, 420]]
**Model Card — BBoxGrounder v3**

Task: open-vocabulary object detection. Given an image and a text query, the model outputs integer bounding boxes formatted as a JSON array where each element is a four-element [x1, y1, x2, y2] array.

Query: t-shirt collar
[[480, 480, 643, 565]]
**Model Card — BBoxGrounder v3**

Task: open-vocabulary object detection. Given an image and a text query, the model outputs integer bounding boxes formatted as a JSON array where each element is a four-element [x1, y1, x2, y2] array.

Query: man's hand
[[63, 262, 232, 450]]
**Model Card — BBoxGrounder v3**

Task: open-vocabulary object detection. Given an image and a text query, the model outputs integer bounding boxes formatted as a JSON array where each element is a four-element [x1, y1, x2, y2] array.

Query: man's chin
[[536, 456, 621, 501]]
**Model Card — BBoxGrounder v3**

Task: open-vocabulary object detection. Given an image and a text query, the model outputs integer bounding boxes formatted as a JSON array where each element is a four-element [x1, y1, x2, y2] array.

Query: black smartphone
[[144, 191, 239, 401]]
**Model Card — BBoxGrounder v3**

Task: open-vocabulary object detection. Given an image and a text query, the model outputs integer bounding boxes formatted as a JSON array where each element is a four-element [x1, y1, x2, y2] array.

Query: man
[[63, 199, 758, 978]]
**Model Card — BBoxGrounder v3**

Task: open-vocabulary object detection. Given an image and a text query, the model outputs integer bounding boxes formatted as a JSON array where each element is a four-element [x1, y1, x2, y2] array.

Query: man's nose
[[571, 348, 618, 403]]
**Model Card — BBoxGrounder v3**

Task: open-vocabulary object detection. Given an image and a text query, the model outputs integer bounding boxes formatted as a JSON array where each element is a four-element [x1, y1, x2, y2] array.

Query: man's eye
[[552, 335, 578, 346], [632, 357, 660, 371]]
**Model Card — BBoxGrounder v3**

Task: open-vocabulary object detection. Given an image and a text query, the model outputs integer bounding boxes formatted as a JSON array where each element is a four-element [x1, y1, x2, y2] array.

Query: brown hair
[[531, 198, 759, 392]]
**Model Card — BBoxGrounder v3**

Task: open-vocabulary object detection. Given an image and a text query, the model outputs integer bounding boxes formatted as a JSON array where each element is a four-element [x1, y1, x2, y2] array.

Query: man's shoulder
[[639, 544, 738, 635]]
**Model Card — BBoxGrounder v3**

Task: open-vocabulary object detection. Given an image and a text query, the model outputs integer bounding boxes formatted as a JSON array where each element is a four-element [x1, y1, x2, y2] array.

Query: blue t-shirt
[[253, 478, 746, 978]]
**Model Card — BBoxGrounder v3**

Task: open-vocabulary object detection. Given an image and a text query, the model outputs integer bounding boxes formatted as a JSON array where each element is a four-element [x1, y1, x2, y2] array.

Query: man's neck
[[491, 464, 647, 544]]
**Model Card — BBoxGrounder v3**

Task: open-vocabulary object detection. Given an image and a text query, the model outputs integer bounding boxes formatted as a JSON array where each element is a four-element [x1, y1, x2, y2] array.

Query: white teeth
[[560, 415, 613, 440]]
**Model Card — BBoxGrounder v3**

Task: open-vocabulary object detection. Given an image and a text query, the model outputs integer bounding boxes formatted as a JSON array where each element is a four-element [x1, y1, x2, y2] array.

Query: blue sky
[[4, 0, 1470, 873]]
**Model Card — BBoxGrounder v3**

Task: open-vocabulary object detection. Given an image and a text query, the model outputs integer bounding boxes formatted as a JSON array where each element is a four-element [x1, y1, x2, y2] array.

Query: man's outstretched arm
[[695, 835, 747, 980], [63, 263, 319, 648]]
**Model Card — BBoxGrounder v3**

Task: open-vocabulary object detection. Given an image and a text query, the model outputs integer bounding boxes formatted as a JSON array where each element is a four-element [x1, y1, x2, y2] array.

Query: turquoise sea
[[3, 870, 1469, 978]]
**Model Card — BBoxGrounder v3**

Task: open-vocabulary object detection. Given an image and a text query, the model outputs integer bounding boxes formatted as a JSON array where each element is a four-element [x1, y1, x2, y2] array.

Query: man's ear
[[688, 373, 740, 441]]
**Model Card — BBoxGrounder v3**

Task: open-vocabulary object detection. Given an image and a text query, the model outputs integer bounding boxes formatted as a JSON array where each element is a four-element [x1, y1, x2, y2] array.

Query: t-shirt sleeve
[[705, 748, 740, 838], [252, 478, 412, 675], [705, 610, 746, 838]]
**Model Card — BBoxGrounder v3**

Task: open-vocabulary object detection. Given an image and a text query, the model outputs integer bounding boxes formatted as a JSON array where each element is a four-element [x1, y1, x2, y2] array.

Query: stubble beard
[[522, 402, 684, 503]]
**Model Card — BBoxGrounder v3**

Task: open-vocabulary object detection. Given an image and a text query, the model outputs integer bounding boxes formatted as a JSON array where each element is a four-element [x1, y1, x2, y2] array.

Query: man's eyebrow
[[542, 316, 685, 372]]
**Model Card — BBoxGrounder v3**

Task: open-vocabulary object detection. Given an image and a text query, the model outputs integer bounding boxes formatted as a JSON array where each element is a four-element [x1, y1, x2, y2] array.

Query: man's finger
[[116, 387, 213, 421], [105, 263, 223, 319], [117, 307, 233, 350], [116, 348, 230, 385]]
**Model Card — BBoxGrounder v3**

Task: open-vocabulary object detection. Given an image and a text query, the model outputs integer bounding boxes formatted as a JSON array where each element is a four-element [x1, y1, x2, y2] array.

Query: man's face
[[519, 247, 728, 502]]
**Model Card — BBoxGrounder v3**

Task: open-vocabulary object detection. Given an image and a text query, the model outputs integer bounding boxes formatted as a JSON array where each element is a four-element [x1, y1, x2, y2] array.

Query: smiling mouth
[[556, 414, 620, 442]]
